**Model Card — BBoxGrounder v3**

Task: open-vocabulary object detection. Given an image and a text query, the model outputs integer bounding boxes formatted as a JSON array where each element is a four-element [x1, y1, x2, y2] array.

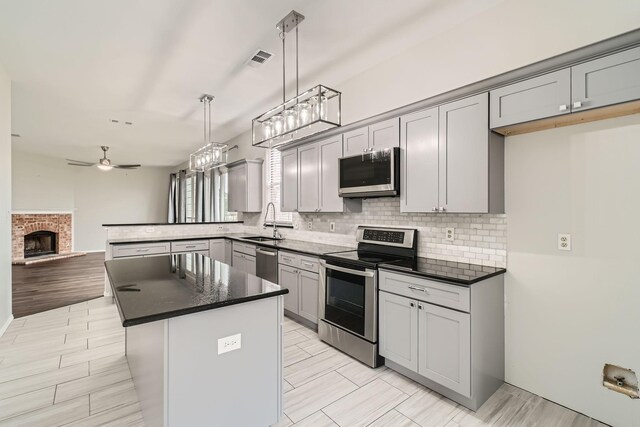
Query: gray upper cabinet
[[297, 144, 319, 212], [227, 159, 263, 213], [318, 136, 343, 212], [379, 291, 418, 372], [280, 148, 298, 212], [439, 92, 503, 213], [490, 69, 571, 128], [418, 302, 471, 397], [400, 108, 439, 213], [343, 118, 400, 157], [343, 127, 369, 157], [369, 118, 400, 151], [571, 45, 640, 112]]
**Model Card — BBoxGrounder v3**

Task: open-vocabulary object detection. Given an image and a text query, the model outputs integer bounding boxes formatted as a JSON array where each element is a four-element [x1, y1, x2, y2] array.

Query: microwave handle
[[319, 260, 375, 278]]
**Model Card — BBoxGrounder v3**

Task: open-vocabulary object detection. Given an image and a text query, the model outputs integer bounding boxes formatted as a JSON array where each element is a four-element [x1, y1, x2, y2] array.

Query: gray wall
[[0, 62, 12, 329], [12, 150, 173, 252], [505, 114, 640, 426]]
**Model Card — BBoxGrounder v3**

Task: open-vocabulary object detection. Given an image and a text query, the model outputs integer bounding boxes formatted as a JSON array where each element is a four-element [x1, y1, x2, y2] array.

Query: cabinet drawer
[[379, 270, 470, 312], [111, 242, 171, 258], [298, 255, 319, 273], [233, 242, 256, 256], [171, 240, 209, 253], [278, 251, 299, 268]]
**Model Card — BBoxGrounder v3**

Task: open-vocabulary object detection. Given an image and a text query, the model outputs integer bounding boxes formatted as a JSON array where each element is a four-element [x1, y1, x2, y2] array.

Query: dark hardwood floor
[[12, 252, 106, 318]]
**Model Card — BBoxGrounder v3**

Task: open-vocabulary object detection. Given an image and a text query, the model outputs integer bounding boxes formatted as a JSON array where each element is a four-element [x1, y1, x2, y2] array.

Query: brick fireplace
[[12, 213, 73, 262]]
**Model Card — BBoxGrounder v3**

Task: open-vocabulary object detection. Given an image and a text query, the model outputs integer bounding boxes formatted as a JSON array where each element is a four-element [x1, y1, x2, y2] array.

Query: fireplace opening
[[24, 231, 58, 258]]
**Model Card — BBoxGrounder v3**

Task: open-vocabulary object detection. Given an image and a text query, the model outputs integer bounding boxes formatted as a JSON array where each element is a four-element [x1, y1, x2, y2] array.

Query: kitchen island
[[105, 253, 288, 427]]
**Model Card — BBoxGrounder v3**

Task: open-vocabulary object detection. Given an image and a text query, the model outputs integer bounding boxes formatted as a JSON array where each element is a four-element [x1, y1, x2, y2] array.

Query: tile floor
[[0, 298, 606, 427]]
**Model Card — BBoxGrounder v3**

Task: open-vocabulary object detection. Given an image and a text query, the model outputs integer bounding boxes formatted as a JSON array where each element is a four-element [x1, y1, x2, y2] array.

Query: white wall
[[505, 115, 640, 427], [0, 62, 12, 331], [12, 150, 173, 252]]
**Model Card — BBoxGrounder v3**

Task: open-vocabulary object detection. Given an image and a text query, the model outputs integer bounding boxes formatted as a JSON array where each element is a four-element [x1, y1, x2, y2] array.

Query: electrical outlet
[[558, 233, 571, 251], [329, 222, 336, 232], [215, 225, 224, 231], [218, 333, 241, 355], [145, 227, 154, 233], [307, 221, 312, 230], [445, 227, 455, 242], [293, 222, 299, 230]]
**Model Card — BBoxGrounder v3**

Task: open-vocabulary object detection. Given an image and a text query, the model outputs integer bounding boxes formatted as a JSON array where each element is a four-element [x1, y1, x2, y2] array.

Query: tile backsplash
[[243, 198, 507, 268]]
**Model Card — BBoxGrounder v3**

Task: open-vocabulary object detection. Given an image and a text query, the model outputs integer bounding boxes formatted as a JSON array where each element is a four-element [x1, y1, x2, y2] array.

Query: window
[[266, 148, 293, 225], [184, 174, 196, 223]]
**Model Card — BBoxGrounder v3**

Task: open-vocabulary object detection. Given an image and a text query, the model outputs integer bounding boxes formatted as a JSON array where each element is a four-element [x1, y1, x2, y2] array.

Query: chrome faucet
[[264, 202, 281, 239]]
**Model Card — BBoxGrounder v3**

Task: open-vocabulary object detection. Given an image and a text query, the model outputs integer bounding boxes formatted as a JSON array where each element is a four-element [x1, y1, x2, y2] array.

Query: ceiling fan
[[66, 146, 141, 171]]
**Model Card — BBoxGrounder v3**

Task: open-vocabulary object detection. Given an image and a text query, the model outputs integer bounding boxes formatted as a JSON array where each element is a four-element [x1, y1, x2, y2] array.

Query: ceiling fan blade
[[113, 164, 141, 169], [66, 159, 94, 165], [67, 162, 95, 167]]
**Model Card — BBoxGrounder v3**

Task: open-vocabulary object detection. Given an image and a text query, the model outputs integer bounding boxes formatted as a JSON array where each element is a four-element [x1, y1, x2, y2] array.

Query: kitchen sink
[[243, 236, 284, 242]]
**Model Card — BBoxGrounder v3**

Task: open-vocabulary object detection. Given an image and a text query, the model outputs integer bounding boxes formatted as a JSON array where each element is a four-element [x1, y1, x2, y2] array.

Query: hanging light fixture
[[252, 10, 341, 149], [190, 94, 228, 172]]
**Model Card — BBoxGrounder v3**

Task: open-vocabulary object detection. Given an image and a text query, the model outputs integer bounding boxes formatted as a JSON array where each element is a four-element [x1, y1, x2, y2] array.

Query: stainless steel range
[[319, 226, 417, 367]]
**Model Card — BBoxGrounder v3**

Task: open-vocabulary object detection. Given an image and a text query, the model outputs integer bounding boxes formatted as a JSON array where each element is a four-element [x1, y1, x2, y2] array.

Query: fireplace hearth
[[24, 230, 58, 258]]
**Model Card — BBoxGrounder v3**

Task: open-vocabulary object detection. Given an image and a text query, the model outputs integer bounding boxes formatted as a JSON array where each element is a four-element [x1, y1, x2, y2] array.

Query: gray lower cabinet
[[280, 148, 298, 212], [343, 118, 400, 157], [111, 242, 171, 259], [378, 291, 418, 371], [378, 269, 504, 411], [490, 68, 571, 128], [209, 239, 226, 262], [279, 264, 299, 313], [278, 251, 320, 325], [418, 301, 471, 397], [232, 251, 256, 276], [571, 45, 640, 112]]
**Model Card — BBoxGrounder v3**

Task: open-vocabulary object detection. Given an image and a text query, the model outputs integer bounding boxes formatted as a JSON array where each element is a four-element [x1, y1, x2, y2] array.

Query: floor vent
[[247, 50, 273, 68]]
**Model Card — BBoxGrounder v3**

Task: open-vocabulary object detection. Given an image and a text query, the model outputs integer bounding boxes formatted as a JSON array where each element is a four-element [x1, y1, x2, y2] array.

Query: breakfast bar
[[105, 253, 288, 427]]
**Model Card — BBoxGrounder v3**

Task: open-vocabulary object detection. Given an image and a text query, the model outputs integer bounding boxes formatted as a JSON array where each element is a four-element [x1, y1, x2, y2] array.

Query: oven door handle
[[319, 260, 375, 278]]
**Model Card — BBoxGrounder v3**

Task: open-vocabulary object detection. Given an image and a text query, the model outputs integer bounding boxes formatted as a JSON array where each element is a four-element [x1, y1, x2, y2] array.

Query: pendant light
[[252, 10, 341, 149], [190, 95, 228, 172]]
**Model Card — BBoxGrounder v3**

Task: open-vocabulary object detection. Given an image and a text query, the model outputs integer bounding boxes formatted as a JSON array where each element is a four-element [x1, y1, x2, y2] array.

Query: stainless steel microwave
[[338, 147, 400, 198]]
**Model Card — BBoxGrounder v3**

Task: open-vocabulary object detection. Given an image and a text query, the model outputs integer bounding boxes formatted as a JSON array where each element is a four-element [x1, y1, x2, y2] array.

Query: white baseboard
[[0, 314, 14, 338], [83, 250, 106, 254]]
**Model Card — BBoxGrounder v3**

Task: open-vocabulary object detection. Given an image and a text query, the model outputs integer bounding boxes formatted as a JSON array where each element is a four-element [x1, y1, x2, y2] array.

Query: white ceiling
[[0, 0, 501, 166]]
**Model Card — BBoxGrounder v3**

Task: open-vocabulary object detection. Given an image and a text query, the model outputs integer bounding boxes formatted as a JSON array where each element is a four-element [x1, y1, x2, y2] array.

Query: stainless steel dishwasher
[[256, 246, 278, 283]]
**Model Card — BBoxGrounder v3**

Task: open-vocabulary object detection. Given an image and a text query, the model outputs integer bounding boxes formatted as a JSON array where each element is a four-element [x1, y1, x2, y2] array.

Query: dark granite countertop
[[380, 257, 506, 286], [108, 234, 354, 257], [103, 221, 243, 227], [105, 253, 288, 327]]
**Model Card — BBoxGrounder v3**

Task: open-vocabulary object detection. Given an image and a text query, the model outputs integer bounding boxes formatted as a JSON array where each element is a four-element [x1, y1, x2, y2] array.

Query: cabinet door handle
[[418, 304, 423, 310], [559, 104, 568, 111], [432, 207, 438, 212], [408, 285, 428, 293], [572, 101, 582, 109], [185, 245, 196, 249], [302, 261, 314, 267], [439, 207, 446, 213], [136, 248, 150, 252], [410, 302, 415, 307]]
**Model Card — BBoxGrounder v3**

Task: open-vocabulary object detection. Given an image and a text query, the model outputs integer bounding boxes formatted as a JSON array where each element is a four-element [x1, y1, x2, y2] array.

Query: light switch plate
[[307, 222, 312, 231], [558, 233, 571, 251], [293, 222, 299, 230], [445, 228, 455, 242], [218, 333, 241, 355]]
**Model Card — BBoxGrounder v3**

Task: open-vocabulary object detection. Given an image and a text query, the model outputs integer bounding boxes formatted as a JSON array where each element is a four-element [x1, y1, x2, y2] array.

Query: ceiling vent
[[247, 49, 273, 68]]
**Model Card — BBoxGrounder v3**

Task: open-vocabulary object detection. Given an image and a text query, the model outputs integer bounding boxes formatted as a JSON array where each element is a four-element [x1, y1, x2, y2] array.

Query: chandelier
[[190, 94, 228, 172], [252, 10, 341, 148]]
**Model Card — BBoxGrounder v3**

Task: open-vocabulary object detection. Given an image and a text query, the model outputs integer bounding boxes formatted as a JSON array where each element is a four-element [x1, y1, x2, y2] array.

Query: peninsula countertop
[[105, 253, 288, 327]]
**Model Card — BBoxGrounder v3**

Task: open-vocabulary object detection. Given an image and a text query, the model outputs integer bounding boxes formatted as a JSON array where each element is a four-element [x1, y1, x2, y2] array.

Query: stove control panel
[[356, 226, 416, 249], [363, 229, 405, 244]]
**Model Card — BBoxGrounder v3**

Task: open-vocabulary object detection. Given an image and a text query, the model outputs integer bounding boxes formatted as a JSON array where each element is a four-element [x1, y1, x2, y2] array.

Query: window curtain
[[194, 171, 205, 222], [168, 173, 178, 223], [177, 169, 187, 223]]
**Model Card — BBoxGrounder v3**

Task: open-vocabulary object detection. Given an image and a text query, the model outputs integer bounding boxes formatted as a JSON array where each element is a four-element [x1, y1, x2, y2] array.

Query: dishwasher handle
[[256, 248, 277, 257]]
